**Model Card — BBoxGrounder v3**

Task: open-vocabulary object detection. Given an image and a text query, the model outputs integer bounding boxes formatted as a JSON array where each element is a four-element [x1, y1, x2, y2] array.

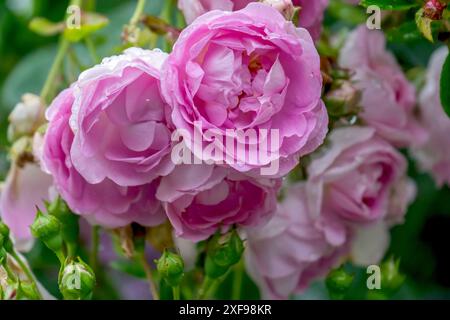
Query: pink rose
[[0, 162, 52, 251], [292, 0, 329, 40], [306, 126, 416, 265], [156, 164, 280, 241], [178, 0, 328, 40], [178, 0, 253, 24], [70, 48, 174, 187], [413, 47, 450, 187], [245, 183, 348, 299], [162, 3, 328, 177], [42, 87, 166, 228], [339, 26, 427, 147], [307, 126, 409, 223]]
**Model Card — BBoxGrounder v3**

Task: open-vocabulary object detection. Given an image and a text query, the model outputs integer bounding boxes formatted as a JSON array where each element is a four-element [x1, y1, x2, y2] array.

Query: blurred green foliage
[[0, 0, 449, 300]]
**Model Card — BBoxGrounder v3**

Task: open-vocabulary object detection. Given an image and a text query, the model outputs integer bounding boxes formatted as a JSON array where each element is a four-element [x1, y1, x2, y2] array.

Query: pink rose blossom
[[307, 126, 409, 223], [178, 0, 253, 24], [292, 0, 329, 40], [0, 162, 52, 251], [413, 47, 450, 187], [245, 183, 348, 299], [70, 48, 174, 187], [42, 87, 166, 228], [162, 3, 328, 177], [156, 164, 280, 241], [178, 0, 328, 40], [306, 126, 416, 265], [339, 26, 427, 147]]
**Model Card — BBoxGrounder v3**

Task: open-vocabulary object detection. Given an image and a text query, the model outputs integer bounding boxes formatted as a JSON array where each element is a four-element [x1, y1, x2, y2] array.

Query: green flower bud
[[59, 257, 96, 300], [204, 254, 230, 279], [0, 248, 7, 265], [30, 210, 63, 254], [0, 221, 13, 252], [156, 249, 184, 287], [0, 221, 10, 239], [205, 230, 244, 279], [380, 257, 405, 292], [209, 230, 244, 267], [326, 267, 354, 300], [16, 281, 41, 300], [47, 197, 79, 248]]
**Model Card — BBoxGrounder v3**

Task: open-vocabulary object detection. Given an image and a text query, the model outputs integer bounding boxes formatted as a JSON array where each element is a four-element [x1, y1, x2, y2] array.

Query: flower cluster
[[40, 3, 328, 243], [1, 0, 448, 301]]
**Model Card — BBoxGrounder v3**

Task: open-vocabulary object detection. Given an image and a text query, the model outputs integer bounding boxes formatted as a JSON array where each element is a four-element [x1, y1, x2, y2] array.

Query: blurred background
[[0, 0, 449, 299]]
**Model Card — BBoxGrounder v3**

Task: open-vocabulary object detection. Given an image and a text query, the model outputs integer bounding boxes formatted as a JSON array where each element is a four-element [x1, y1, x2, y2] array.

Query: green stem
[[198, 276, 216, 300], [85, 37, 100, 64], [89, 226, 100, 273], [56, 251, 66, 266], [40, 39, 70, 104], [138, 253, 160, 300], [10, 250, 42, 299], [3, 263, 17, 283], [130, 0, 147, 26], [172, 286, 180, 300], [231, 259, 243, 300]]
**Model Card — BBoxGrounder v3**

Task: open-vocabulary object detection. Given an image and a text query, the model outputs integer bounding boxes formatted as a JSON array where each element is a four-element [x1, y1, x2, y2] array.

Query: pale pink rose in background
[[178, 0, 328, 40], [156, 164, 280, 241], [42, 87, 166, 228], [178, 0, 253, 24], [292, 0, 329, 40], [306, 126, 416, 265], [70, 48, 174, 187], [307, 126, 408, 224], [245, 183, 348, 299], [339, 26, 427, 147], [412, 47, 450, 187], [0, 162, 52, 251], [162, 3, 328, 177], [350, 176, 416, 265]]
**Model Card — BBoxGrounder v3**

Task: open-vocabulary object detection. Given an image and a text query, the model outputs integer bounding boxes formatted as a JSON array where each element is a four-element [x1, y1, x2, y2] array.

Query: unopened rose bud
[[0, 248, 7, 265], [325, 80, 361, 117], [47, 197, 79, 247], [424, 0, 447, 20], [8, 93, 45, 142], [326, 267, 354, 300], [367, 257, 405, 300], [59, 257, 96, 300], [205, 230, 244, 279], [380, 257, 405, 292], [0, 222, 12, 252], [156, 249, 185, 287], [261, 0, 295, 20], [30, 210, 63, 255]]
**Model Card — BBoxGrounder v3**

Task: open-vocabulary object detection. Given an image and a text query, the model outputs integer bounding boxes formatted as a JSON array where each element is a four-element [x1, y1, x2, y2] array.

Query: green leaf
[[360, 0, 419, 10], [386, 21, 423, 42], [29, 17, 65, 36], [63, 12, 109, 42], [440, 52, 450, 117], [415, 8, 434, 42], [328, 0, 367, 25]]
